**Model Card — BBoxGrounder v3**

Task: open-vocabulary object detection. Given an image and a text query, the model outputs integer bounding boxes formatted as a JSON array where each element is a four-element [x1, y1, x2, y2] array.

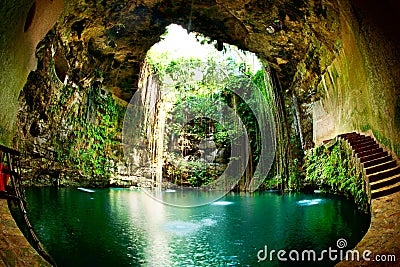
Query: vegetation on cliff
[[303, 140, 369, 211], [16, 35, 126, 187], [51, 85, 125, 184], [145, 43, 269, 188]]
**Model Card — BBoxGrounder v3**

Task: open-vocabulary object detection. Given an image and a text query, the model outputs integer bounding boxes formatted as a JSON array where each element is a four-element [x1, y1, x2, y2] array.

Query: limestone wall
[[0, 0, 64, 146], [1, 0, 400, 159], [314, 0, 400, 156]]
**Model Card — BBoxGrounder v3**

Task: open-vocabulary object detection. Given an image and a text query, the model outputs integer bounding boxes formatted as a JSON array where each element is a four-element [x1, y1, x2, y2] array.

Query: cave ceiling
[[56, 0, 340, 102]]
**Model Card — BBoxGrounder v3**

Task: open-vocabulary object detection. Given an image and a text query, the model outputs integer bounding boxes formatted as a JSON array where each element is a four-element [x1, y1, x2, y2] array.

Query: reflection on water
[[164, 189, 177, 193], [163, 221, 201, 235], [296, 199, 324, 206], [142, 188, 235, 207], [22, 188, 370, 267], [163, 218, 218, 236], [211, 201, 234, 206]]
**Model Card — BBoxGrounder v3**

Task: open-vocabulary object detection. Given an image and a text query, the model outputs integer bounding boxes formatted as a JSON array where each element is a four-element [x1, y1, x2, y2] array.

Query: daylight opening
[[123, 24, 276, 206]]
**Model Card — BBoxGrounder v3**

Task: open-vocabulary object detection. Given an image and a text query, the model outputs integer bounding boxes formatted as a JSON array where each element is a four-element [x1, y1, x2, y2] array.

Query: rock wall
[[0, 0, 342, 147], [313, 0, 400, 157], [1, 0, 400, 183], [15, 31, 127, 186], [118, 61, 162, 184], [0, 0, 63, 146]]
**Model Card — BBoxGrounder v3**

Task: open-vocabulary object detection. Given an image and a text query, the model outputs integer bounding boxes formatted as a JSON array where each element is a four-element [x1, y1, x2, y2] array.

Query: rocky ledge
[[0, 199, 51, 267]]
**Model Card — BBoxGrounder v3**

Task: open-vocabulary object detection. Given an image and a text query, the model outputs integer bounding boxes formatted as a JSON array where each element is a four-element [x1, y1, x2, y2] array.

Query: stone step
[[359, 151, 389, 163], [347, 136, 373, 145], [351, 138, 376, 146], [339, 132, 357, 139], [370, 173, 400, 190], [357, 147, 384, 159], [341, 136, 361, 143], [349, 139, 374, 148], [338, 132, 400, 199], [343, 134, 370, 140], [365, 160, 397, 175], [363, 155, 393, 168], [354, 143, 380, 154], [350, 140, 376, 150], [368, 166, 400, 183], [344, 133, 366, 139], [371, 178, 400, 199]]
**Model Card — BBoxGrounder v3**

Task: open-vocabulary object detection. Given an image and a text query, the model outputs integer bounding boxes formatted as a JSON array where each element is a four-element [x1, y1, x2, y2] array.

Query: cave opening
[[2, 1, 400, 265], [123, 23, 276, 194]]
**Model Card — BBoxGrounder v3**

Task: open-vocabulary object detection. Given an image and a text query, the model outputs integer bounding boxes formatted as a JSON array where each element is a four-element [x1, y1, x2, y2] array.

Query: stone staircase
[[339, 132, 400, 199]]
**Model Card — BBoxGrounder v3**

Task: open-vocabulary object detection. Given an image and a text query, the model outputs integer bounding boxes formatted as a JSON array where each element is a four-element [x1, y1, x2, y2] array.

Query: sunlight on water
[[164, 189, 177, 193], [296, 198, 324, 206], [211, 201, 234, 206], [22, 188, 370, 267], [163, 221, 201, 235], [163, 218, 217, 236], [200, 218, 217, 227], [77, 187, 95, 193]]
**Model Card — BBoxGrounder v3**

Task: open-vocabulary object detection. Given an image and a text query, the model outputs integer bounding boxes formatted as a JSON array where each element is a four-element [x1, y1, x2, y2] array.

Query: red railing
[[0, 144, 25, 202]]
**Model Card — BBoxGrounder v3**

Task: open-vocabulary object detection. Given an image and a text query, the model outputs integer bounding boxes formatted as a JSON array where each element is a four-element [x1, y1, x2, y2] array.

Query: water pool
[[21, 188, 370, 266]]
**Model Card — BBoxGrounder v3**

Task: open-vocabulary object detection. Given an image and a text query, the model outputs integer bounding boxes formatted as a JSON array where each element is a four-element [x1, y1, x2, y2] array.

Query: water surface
[[22, 188, 370, 266]]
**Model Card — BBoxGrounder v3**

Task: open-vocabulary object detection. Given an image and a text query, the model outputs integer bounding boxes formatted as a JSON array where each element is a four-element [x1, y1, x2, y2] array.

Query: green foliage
[[252, 70, 267, 97], [146, 52, 268, 188], [95, 68, 103, 78], [51, 85, 125, 185], [303, 141, 369, 211], [165, 154, 215, 187], [264, 176, 281, 189], [288, 158, 301, 189], [193, 32, 214, 45]]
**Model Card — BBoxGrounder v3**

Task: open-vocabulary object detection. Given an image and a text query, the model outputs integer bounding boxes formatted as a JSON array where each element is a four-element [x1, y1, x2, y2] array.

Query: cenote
[[17, 187, 370, 267]]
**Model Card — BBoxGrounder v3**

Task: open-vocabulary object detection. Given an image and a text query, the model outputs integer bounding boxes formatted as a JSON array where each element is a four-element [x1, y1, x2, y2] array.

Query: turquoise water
[[23, 188, 370, 266]]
